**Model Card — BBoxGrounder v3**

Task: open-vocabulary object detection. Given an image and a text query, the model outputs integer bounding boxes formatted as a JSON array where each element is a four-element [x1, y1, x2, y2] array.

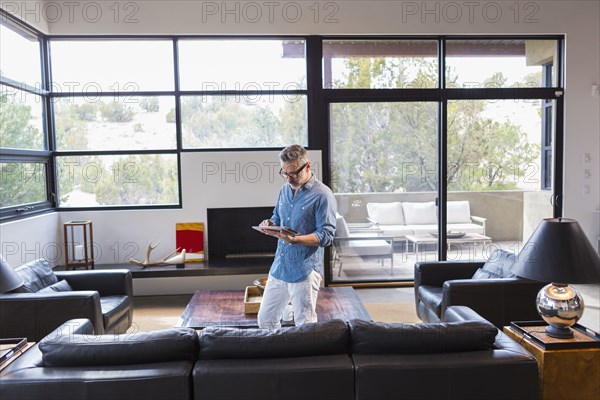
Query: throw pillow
[[14, 259, 58, 293], [37, 279, 73, 293], [472, 268, 501, 279], [366, 202, 404, 225], [478, 249, 517, 278]]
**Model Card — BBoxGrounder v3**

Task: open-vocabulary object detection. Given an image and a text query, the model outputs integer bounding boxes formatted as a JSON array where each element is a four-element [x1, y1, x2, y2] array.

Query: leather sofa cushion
[[349, 319, 497, 354], [37, 279, 73, 293], [100, 295, 131, 327], [198, 319, 349, 359], [477, 249, 517, 278], [416, 285, 443, 316], [39, 328, 198, 367], [14, 259, 58, 292]]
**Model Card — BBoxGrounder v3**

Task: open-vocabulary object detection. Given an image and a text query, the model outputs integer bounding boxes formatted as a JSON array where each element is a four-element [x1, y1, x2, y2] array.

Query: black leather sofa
[[414, 253, 547, 328], [0, 259, 133, 341], [0, 306, 540, 400]]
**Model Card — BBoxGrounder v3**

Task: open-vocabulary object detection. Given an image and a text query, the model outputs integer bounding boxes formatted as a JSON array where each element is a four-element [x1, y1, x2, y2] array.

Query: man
[[257, 144, 336, 330]]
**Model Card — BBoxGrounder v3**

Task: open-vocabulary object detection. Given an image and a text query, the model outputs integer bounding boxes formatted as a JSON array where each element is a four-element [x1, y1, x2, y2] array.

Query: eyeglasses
[[279, 163, 308, 179]]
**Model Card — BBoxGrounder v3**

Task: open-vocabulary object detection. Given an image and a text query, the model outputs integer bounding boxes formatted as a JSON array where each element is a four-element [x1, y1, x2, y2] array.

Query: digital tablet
[[252, 226, 299, 236]]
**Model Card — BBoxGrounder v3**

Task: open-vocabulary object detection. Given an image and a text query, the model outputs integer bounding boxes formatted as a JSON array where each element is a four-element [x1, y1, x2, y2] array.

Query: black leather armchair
[[414, 260, 547, 328], [0, 259, 133, 341]]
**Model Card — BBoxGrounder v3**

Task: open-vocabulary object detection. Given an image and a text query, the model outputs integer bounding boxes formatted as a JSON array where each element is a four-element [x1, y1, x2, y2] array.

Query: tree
[[328, 57, 541, 193], [93, 155, 178, 205], [100, 101, 134, 122], [0, 91, 41, 149], [0, 91, 46, 207]]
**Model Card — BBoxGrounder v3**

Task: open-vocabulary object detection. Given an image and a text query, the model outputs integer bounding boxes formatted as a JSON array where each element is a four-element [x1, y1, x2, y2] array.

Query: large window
[[50, 39, 179, 208], [323, 39, 439, 89], [0, 16, 50, 218], [178, 39, 308, 149]]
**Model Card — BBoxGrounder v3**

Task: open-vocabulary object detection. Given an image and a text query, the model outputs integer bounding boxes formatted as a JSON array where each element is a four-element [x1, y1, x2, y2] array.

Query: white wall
[[53, 150, 322, 266], [1, 1, 599, 291], [0, 212, 59, 266]]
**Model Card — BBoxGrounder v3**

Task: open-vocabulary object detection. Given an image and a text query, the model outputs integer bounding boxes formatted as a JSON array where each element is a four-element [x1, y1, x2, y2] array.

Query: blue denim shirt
[[268, 175, 337, 283]]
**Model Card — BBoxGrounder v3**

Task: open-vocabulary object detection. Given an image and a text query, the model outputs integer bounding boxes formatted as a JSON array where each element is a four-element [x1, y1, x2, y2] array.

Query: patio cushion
[[402, 201, 437, 225], [367, 202, 404, 225], [335, 214, 351, 238], [346, 239, 392, 257], [447, 201, 472, 224]]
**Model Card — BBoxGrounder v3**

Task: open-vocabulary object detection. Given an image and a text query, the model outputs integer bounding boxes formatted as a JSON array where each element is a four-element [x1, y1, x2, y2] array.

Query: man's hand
[[258, 219, 279, 238], [258, 219, 296, 243]]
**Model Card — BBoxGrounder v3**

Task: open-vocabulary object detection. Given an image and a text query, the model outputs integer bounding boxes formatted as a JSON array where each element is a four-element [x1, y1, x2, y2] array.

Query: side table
[[503, 325, 600, 400], [0, 342, 35, 372]]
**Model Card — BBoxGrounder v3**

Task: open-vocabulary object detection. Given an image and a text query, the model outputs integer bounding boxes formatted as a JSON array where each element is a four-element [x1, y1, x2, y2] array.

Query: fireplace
[[207, 206, 276, 267]]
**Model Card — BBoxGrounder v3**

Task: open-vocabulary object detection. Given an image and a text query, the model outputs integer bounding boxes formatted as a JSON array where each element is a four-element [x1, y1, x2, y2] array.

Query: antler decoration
[[129, 241, 186, 268]]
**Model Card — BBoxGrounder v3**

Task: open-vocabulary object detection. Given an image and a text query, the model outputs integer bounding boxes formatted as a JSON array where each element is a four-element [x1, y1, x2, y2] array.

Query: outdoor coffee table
[[176, 286, 371, 329], [405, 233, 492, 260]]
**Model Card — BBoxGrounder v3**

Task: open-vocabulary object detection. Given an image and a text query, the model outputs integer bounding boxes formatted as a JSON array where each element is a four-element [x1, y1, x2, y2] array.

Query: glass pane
[[0, 85, 45, 150], [447, 99, 554, 262], [50, 40, 174, 92], [57, 154, 179, 207], [446, 39, 558, 88], [0, 22, 41, 87], [330, 102, 439, 283], [178, 39, 306, 90], [53, 96, 176, 151], [0, 162, 47, 208], [181, 95, 307, 148], [323, 40, 439, 89]]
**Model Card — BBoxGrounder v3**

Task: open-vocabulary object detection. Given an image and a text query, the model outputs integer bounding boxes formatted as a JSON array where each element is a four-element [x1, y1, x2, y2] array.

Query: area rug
[[129, 306, 186, 332], [130, 301, 420, 332], [364, 303, 421, 323]]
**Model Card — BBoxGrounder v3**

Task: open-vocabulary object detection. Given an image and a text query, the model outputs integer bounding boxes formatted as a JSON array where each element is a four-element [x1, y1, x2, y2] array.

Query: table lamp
[[0, 255, 24, 293], [510, 218, 600, 338]]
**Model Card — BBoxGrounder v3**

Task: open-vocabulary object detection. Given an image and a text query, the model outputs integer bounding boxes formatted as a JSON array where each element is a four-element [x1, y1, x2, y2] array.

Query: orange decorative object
[[176, 222, 204, 262]]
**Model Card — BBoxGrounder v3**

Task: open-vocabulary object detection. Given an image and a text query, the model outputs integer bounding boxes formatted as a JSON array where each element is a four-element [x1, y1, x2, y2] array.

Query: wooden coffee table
[[176, 286, 371, 329]]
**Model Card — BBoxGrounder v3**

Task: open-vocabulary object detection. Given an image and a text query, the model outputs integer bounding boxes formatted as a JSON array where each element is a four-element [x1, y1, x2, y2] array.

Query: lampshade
[[0, 254, 24, 293], [510, 218, 600, 283], [510, 218, 600, 338]]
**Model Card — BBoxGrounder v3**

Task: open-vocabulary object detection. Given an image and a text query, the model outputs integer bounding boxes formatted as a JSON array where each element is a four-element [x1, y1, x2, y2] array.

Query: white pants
[[257, 270, 322, 330]]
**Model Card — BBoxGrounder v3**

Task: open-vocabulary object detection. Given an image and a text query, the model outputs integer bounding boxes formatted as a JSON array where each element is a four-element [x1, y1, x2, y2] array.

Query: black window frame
[[0, 11, 53, 221]]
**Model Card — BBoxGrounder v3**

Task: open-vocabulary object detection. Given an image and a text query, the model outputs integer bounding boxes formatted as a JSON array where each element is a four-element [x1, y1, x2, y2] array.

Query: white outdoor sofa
[[366, 200, 486, 240]]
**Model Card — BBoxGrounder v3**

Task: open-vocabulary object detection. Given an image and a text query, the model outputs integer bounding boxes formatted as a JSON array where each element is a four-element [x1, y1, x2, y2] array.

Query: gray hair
[[279, 144, 309, 165]]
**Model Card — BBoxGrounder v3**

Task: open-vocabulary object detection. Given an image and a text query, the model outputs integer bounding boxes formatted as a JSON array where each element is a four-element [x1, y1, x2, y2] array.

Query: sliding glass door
[[325, 37, 563, 286]]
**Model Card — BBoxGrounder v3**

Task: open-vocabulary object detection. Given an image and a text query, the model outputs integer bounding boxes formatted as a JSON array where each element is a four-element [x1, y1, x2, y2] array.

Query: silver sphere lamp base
[[536, 282, 584, 339]]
